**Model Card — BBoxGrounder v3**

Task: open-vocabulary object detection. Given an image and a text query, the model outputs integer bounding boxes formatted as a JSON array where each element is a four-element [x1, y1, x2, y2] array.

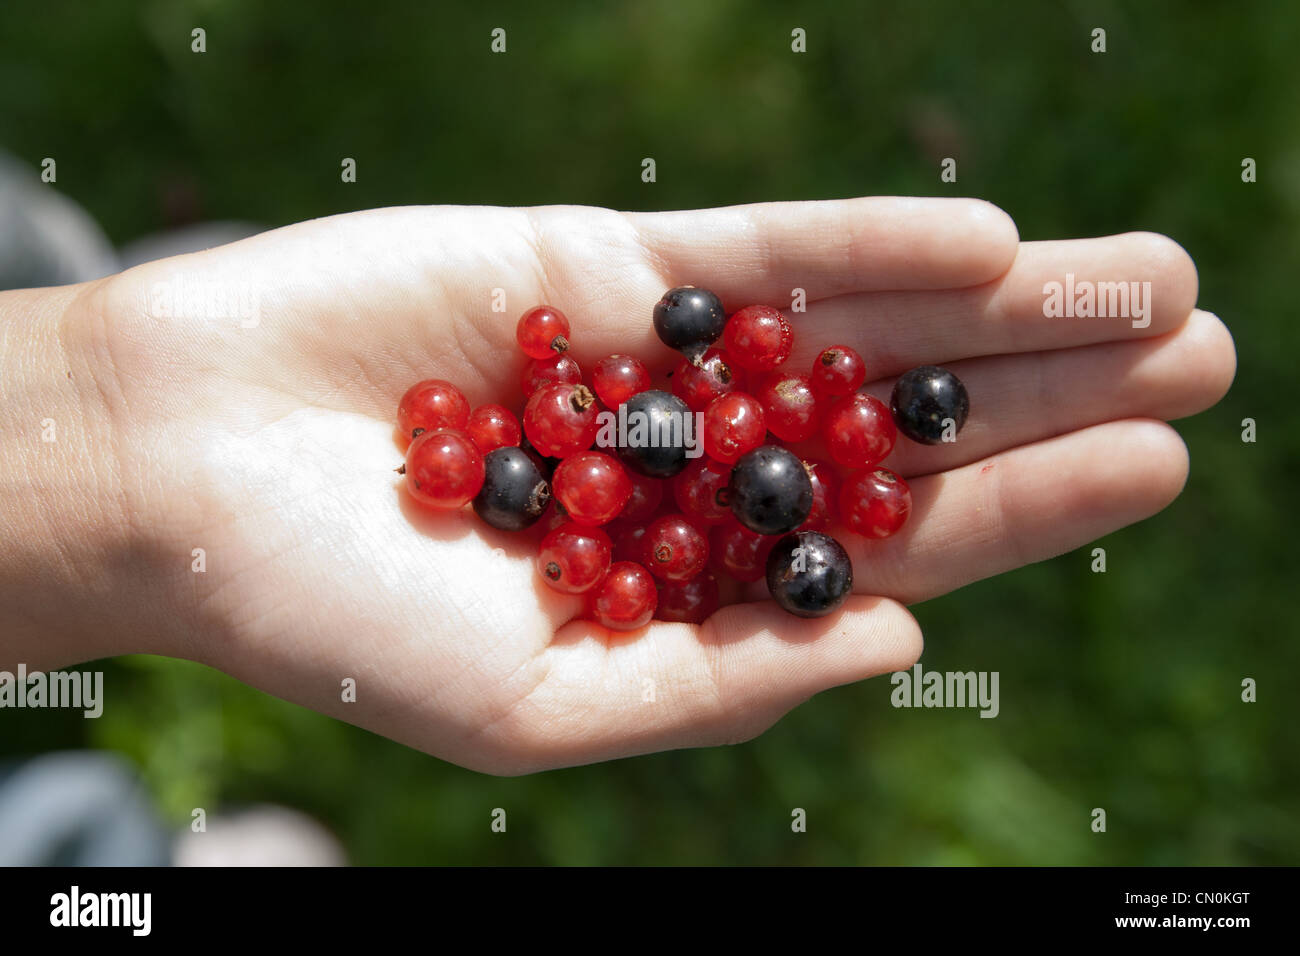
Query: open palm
[[85, 197, 1233, 773]]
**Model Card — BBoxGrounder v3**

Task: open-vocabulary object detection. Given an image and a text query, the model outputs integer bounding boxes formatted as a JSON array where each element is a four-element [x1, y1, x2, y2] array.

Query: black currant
[[653, 286, 727, 365], [765, 531, 854, 618], [890, 365, 970, 444], [616, 389, 695, 478], [728, 445, 814, 535], [472, 447, 552, 531]]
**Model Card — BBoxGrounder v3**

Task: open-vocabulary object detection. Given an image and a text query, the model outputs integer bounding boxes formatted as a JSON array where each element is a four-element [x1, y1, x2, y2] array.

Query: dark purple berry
[[653, 286, 727, 365], [616, 389, 695, 479], [765, 531, 853, 618], [473, 447, 552, 531], [890, 365, 970, 444], [728, 445, 814, 536]]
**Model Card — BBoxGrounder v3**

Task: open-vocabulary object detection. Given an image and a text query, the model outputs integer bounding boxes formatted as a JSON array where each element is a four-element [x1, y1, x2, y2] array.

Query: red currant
[[709, 520, 775, 583], [591, 354, 651, 408], [465, 404, 521, 454], [536, 499, 572, 537], [670, 348, 739, 412], [755, 372, 820, 442], [722, 305, 793, 372], [811, 345, 866, 396], [403, 428, 484, 510], [840, 467, 911, 538], [523, 382, 601, 459], [655, 571, 720, 624], [703, 392, 766, 464], [619, 472, 664, 523], [642, 514, 709, 582], [552, 452, 633, 526], [823, 393, 897, 469], [671, 457, 733, 525], [676, 510, 713, 539], [538, 523, 611, 594], [798, 459, 840, 532], [397, 379, 470, 444], [516, 305, 571, 359], [611, 522, 651, 565], [521, 354, 582, 397], [590, 562, 657, 630]]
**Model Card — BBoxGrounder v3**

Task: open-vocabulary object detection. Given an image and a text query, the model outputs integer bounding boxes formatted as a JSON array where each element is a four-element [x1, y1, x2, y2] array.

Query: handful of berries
[[396, 287, 969, 630]]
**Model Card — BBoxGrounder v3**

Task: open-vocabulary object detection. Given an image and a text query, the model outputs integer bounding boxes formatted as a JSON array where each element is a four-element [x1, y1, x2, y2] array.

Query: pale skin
[[0, 197, 1235, 774]]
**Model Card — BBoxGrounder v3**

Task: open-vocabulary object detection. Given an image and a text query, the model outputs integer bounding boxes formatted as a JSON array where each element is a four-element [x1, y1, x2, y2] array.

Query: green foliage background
[[2, 1, 1296, 864]]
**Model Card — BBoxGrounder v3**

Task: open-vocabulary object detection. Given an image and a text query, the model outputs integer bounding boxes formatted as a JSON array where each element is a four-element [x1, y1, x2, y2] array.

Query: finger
[[789, 232, 1200, 378], [846, 419, 1190, 604], [482, 595, 922, 772], [870, 309, 1235, 478], [627, 196, 1020, 302]]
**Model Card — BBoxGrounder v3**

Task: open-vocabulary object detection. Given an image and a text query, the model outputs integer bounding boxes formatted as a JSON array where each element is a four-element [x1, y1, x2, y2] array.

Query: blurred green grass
[[2, 0, 1297, 864]]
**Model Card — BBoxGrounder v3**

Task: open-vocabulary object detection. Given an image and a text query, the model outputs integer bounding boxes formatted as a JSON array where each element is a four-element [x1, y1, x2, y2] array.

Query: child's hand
[[1, 198, 1234, 773]]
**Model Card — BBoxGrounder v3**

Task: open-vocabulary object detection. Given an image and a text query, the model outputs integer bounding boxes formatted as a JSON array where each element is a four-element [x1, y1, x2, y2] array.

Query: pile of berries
[[396, 287, 969, 630]]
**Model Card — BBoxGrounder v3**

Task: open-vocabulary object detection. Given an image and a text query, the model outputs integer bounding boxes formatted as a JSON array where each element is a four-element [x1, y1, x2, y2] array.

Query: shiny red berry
[[524, 382, 600, 459], [811, 345, 866, 396], [840, 467, 911, 538], [538, 523, 612, 594], [403, 428, 484, 510], [552, 452, 633, 526], [710, 520, 775, 583], [465, 404, 521, 454], [670, 348, 739, 412], [619, 472, 664, 523], [643, 514, 709, 582], [671, 457, 734, 525], [756, 372, 820, 443], [702, 392, 766, 464], [516, 306, 571, 360], [655, 571, 720, 624], [591, 354, 651, 408], [590, 562, 657, 630], [521, 354, 582, 397], [397, 379, 470, 444], [722, 305, 793, 372], [798, 459, 840, 532], [676, 510, 713, 539], [823, 393, 897, 469]]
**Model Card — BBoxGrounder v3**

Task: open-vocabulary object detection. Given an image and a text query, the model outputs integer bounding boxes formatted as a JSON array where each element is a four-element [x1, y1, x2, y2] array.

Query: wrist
[[0, 278, 182, 667]]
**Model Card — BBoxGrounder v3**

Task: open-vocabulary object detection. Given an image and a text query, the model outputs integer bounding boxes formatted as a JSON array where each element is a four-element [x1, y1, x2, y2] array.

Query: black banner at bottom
[[0, 865, 1285, 941]]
